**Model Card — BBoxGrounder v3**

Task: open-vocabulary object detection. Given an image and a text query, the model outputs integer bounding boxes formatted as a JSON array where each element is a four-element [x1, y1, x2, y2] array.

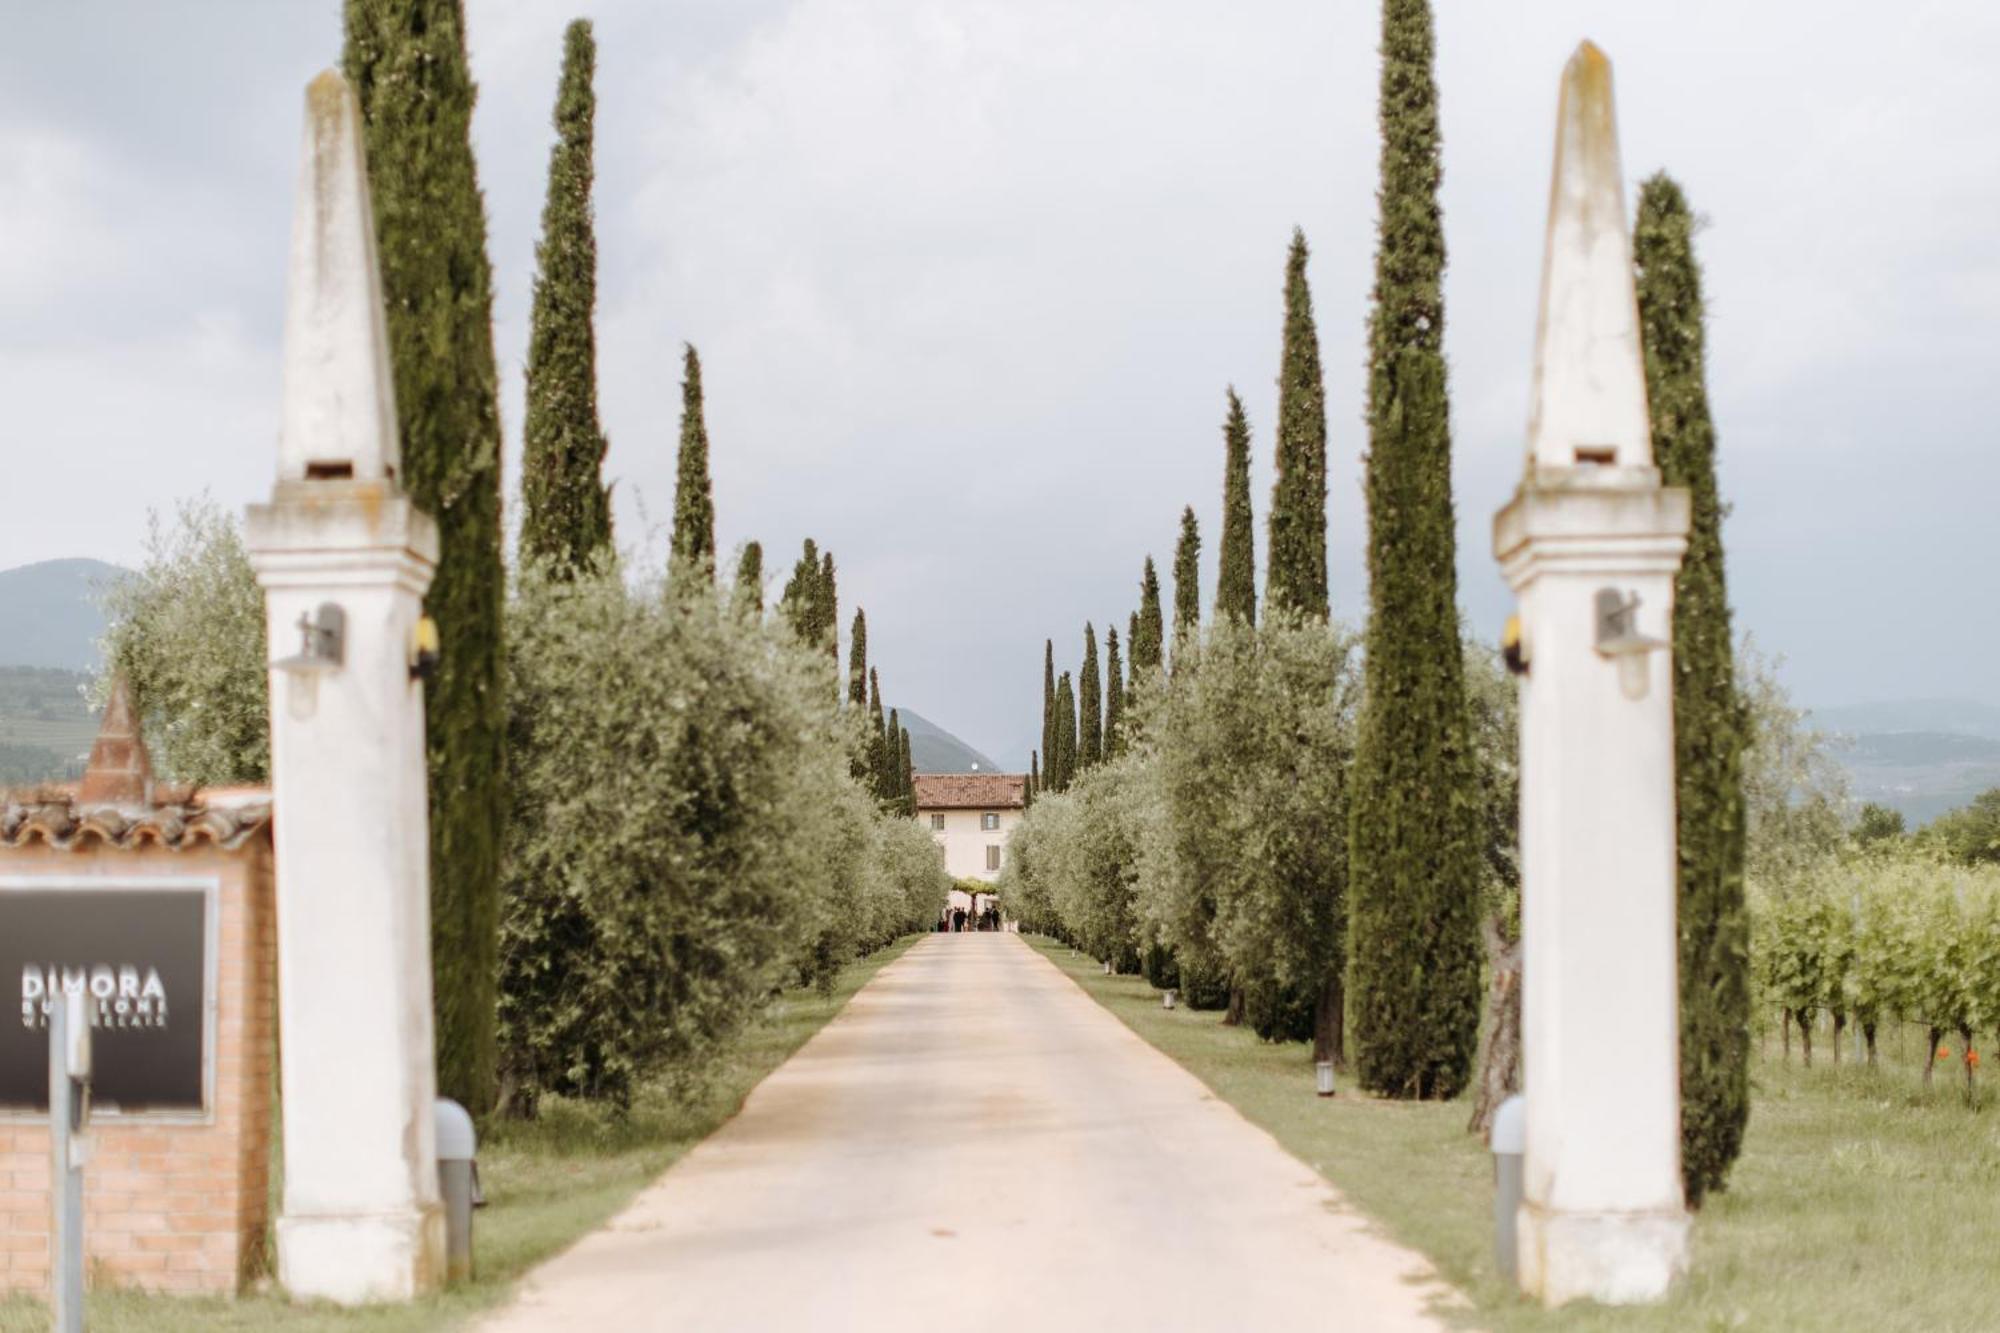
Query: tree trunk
[[1924, 1025, 1942, 1091], [1224, 985, 1245, 1027], [1781, 1007, 1792, 1062], [1312, 969, 1345, 1067], [1962, 1025, 1977, 1100], [1467, 916, 1523, 1139], [1831, 1011, 1846, 1066], [1799, 1009, 1815, 1068], [1864, 1019, 1878, 1068]]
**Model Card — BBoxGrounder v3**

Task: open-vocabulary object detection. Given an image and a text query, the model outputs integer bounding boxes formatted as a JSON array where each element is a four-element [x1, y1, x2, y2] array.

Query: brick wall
[[0, 838, 276, 1295]]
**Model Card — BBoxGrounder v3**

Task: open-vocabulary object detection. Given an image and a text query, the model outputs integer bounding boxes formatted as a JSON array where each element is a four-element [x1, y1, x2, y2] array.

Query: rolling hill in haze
[[897, 709, 1005, 774], [0, 558, 125, 671]]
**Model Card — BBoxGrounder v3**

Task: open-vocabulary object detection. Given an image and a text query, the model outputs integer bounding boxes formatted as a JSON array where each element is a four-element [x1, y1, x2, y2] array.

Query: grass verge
[[0, 935, 921, 1333], [1029, 936, 2000, 1333]]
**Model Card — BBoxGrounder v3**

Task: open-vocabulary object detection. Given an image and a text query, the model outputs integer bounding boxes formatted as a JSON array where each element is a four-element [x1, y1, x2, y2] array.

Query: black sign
[[2, 886, 209, 1114]]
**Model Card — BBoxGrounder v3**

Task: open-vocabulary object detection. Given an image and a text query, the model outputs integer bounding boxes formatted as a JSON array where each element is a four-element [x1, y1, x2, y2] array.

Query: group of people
[[939, 902, 1002, 933]]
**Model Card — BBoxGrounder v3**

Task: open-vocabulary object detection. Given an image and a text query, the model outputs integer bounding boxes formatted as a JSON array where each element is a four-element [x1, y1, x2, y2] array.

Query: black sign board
[[2, 885, 210, 1115]]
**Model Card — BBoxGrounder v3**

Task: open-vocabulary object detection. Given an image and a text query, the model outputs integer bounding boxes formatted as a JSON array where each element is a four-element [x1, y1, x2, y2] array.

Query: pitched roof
[[911, 773, 1026, 811]]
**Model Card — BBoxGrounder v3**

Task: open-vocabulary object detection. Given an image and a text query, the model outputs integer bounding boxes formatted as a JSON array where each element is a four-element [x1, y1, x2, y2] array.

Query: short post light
[[1491, 1094, 1526, 1285], [1315, 1060, 1336, 1098]]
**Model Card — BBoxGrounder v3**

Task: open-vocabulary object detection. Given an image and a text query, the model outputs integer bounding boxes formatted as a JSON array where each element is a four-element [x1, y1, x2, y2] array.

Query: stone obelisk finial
[[77, 675, 153, 807], [1524, 42, 1652, 475], [278, 71, 400, 486]]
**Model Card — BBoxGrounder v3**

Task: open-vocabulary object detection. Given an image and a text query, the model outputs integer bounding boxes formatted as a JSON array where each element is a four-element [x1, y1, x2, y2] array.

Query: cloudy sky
[[3, 1, 1996, 765]]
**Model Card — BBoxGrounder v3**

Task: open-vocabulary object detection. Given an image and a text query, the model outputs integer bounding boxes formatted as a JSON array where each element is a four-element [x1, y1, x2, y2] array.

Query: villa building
[[912, 772, 1026, 924]]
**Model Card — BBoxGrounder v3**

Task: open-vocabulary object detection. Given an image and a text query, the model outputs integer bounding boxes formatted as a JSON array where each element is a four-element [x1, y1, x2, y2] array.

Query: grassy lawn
[[1029, 937, 2000, 1333], [0, 935, 920, 1333]]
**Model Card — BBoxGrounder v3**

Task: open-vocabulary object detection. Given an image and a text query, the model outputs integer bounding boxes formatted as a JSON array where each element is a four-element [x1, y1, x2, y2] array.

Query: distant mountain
[[898, 709, 1007, 774], [1813, 699, 2000, 742], [0, 559, 127, 671]]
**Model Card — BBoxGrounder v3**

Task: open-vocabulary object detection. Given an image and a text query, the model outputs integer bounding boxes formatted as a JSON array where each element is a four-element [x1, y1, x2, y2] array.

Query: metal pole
[[48, 992, 83, 1333]]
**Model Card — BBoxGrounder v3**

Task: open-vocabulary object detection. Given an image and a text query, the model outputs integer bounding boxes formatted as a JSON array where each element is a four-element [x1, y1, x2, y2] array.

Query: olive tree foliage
[[498, 563, 947, 1110], [98, 498, 268, 786], [1738, 636, 1850, 884]]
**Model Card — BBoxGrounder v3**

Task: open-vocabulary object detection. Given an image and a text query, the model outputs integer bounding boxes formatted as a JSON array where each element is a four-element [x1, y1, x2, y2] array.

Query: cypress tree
[[780, 539, 826, 647], [1078, 624, 1103, 771], [899, 728, 915, 816], [1104, 628, 1126, 757], [848, 609, 869, 709], [668, 344, 716, 582], [733, 540, 764, 614], [1132, 558, 1166, 675], [1217, 388, 1258, 626], [1347, 0, 1484, 1100], [1053, 672, 1077, 792], [1266, 229, 1330, 620], [868, 668, 889, 800], [885, 708, 904, 804], [1172, 506, 1201, 644], [344, 0, 507, 1113], [1027, 752, 1039, 808], [819, 552, 840, 668], [1636, 172, 1750, 1207], [1042, 640, 1057, 780], [519, 18, 611, 575]]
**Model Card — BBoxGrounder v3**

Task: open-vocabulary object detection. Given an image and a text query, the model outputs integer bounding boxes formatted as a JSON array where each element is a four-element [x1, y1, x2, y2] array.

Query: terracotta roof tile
[[911, 773, 1026, 810]]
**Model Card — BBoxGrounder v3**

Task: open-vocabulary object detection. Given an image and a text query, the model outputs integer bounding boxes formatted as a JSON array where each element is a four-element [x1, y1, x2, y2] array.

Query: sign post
[[48, 988, 89, 1333]]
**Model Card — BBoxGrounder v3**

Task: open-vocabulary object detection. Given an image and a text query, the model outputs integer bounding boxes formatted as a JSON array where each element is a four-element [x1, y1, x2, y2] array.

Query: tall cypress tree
[[1042, 640, 1057, 781], [668, 344, 716, 582], [819, 552, 840, 668], [519, 18, 610, 574], [1027, 751, 1040, 808], [868, 668, 889, 800], [1217, 388, 1258, 626], [1053, 673, 1077, 792], [733, 540, 763, 614], [345, 0, 507, 1113], [848, 609, 869, 709], [1132, 559, 1165, 676], [1172, 507, 1201, 645], [1347, 0, 1483, 1100], [780, 539, 826, 648], [1267, 229, 1331, 621], [1636, 172, 1750, 1207], [1104, 627, 1126, 757], [1078, 624, 1103, 771], [885, 707, 904, 804], [898, 728, 915, 816]]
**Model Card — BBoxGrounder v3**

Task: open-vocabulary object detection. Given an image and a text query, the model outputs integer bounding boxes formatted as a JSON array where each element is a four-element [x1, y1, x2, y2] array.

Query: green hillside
[[0, 557, 125, 671], [897, 708, 1004, 774], [0, 666, 95, 783]]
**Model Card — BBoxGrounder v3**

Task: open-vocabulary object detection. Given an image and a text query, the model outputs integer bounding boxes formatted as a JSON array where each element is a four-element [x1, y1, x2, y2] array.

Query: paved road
[[478, 933, 1456, 1332]]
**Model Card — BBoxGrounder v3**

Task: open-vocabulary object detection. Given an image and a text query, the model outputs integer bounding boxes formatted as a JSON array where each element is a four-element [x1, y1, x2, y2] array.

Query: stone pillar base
[[1517, 1201, 1688, 1307], [278, 1204, 444, 1306]]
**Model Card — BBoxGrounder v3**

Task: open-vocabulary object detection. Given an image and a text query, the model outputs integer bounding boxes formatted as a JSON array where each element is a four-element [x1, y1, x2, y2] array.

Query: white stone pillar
[[1493, 42, 1691, 1307], [245, 70, 445, 1305]]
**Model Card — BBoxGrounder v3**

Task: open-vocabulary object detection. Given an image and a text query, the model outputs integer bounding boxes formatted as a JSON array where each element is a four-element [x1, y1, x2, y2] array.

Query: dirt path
[[477, 933, 1457, 1332]]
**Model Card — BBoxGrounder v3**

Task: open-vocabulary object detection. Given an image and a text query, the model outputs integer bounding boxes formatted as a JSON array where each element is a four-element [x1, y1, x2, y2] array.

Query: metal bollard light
[[1162, 989, 1177, 1010], [433, 1098, 480, 1283], [1315, 1060, 1336, 1098], [1490, 1094, 1526, 1285]]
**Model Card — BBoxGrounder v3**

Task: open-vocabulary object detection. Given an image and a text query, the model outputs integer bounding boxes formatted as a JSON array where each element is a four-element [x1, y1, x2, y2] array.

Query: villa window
[[986, 845, 1002, 871], [931, 814, 945, 831], [981, 812, 1000, 831]]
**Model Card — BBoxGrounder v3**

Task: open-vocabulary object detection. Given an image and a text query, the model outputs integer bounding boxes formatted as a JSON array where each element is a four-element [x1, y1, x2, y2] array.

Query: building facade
[[912, 772, 1025, 888]]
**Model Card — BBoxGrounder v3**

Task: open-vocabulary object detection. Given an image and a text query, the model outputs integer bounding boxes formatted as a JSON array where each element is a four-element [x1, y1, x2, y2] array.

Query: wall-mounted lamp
[[275, 604, 346, 675], [410, 616, 440, 683], [1501, 615, 1529, 677], [1593, 588, 1667, 699]]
